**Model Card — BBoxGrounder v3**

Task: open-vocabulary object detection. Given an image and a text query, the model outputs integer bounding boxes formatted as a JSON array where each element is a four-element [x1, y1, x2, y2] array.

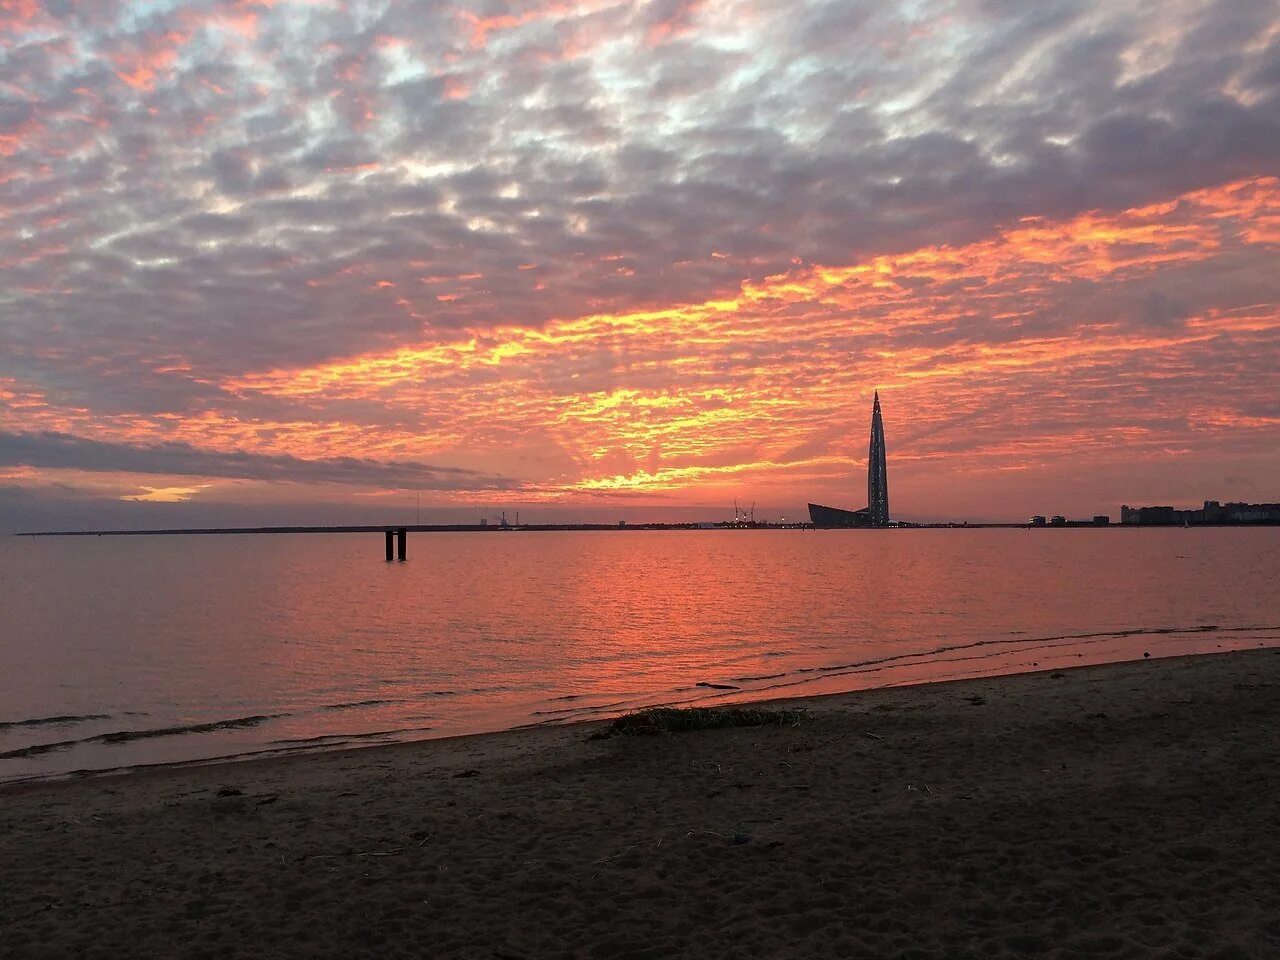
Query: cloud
[[0, 431, 521, 491], [1, 0, 1278, 520]]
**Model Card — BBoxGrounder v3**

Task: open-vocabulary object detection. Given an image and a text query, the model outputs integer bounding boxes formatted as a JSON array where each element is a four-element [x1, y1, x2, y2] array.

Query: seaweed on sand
[[596, 706, 805, 738]]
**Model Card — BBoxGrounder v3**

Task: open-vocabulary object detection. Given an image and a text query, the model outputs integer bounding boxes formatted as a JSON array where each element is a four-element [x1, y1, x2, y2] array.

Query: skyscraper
[[868, 391, 889, 526], [807, 392, 891, 528]]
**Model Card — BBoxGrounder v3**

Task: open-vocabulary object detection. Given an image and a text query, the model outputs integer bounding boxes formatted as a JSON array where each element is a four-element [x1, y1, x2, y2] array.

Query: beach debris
[[1144, 651, 1151, 658], [1087, 712, 1109, 721], [1051, 672, 1065, 679], [301, 846, 406, 861], [600, 706, 805, 737], [591, 843, 642, 865], [14, 900, 57, 921], [924, 784, 937, 797], [861, 731, 884, 741], [964, 695, 987, 706], [214, 787, 243, 798], [696, 681, 741, 690], [452, 768, 480, 778]]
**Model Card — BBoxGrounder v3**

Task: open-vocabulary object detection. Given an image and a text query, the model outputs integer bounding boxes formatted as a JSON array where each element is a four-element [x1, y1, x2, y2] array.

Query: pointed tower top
[[873, 390, 881, 412]]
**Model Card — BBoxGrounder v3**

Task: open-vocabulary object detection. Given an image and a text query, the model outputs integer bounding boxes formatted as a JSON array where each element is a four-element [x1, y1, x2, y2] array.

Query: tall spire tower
[[867, 391, 889, 526]]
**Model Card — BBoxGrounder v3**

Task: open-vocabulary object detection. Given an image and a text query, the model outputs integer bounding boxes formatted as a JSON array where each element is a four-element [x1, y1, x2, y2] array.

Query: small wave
[[0, 713, 286, 761], [320, 698, 406, 712], [0, 713, 109, 731], [408, 685, 519, 700], [672, 624, 1280, 709], [100, 714, 285, 743], [784, 624, 1253, 682], [270, 724, 433, 746], [529, 695, 646, 718]]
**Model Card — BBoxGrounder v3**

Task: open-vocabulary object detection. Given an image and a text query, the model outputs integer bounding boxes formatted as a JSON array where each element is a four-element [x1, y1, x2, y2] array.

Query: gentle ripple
[[1, 527, 1277, 780]]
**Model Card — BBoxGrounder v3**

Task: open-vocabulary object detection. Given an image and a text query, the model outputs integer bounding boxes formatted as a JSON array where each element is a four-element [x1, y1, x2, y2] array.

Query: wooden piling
[[385, 530, 394, 562], [397, 527, 407, 561]]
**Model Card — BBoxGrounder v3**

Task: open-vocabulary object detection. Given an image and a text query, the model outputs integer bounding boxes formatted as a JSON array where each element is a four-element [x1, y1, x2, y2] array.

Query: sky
[[2, 0, 1279, 529]]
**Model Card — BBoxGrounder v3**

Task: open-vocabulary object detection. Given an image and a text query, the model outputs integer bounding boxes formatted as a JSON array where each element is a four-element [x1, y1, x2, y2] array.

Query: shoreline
[[3, 647, 1277, 957], [0, 647, 1271, 791], [5, 627, 1276, 787]]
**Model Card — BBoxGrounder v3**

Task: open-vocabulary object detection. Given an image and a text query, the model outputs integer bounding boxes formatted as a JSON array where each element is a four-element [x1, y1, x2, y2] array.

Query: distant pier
[[12, 521, 810, 561], [14, 519, 1276, 562]]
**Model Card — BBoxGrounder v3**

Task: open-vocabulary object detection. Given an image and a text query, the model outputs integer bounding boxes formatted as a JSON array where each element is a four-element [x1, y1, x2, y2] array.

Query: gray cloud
[[0, 432, 521, 491]]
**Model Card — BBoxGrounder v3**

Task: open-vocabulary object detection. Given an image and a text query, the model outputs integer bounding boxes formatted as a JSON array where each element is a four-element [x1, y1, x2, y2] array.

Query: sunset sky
[[2, 0, 1279, 528]]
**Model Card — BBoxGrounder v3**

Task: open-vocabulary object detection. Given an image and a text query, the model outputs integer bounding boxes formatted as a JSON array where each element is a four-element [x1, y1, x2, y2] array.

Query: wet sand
[[2, 648, 1278, 959]]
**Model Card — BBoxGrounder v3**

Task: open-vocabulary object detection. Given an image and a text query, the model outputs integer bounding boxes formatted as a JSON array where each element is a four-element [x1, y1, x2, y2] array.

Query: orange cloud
[[7, 178, 1278, 513], [200, 177, 1278, 501]]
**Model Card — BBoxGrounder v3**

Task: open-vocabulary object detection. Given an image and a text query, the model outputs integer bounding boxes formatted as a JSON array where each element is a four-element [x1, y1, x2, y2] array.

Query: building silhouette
[[1121, 500, 1280, 525], [808, 392, 891, 528], [868, 391, 889, 525]]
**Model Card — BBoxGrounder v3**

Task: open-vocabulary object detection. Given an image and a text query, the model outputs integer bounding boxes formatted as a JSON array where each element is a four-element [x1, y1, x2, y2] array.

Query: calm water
[[1, 528, 1277, 782]]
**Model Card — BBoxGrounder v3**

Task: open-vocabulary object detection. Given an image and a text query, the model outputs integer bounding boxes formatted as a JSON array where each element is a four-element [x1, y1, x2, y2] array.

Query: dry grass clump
[[599, 706, 805, 737]]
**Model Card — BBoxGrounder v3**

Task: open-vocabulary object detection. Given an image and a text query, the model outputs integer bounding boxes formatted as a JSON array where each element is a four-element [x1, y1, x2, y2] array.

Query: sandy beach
[[2, 648, 1277, 959]]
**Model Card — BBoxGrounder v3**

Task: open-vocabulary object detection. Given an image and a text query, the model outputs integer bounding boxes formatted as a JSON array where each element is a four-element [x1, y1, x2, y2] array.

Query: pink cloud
[[112, 30, 191, 91], [645, 0, 709, 47], [0, 0, 44, 35]]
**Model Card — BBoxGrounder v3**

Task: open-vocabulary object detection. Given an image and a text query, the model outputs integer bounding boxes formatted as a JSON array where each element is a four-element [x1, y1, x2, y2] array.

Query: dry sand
[[2, 649, 1278, 960]]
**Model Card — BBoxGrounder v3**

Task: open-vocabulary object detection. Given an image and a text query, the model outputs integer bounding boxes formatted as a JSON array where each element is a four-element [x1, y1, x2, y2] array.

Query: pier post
[[385, 530, 394, 562], [397, 527, 407, 561]]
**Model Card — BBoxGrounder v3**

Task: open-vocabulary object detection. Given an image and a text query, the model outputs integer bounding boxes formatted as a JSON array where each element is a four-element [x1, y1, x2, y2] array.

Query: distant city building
[[1121, 500, 1280, 525], [808, 392, 891, 528], [1029, 514, 1109, 527]]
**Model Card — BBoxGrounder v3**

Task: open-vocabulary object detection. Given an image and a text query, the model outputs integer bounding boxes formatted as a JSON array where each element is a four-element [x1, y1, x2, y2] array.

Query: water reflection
[[1, 528, 1276, 779]]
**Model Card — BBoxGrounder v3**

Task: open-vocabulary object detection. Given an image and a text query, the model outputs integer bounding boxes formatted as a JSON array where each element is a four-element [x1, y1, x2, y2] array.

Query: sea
[[1, 528, 1277, 783]]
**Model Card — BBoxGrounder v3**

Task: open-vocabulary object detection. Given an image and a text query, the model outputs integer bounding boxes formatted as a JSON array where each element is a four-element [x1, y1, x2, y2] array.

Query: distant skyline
[[2, 0, 1279, 529]]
